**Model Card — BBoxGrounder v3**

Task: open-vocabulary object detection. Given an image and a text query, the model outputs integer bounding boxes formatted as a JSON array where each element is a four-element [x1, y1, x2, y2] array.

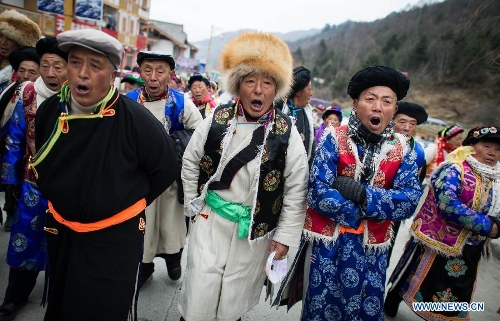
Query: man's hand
[[331, 176, 367, 205], [268, 241, 289, 260]]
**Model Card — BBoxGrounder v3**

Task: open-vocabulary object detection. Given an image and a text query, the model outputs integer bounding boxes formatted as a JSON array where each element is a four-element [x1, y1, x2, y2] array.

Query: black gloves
[[331, 176, 367, 205]]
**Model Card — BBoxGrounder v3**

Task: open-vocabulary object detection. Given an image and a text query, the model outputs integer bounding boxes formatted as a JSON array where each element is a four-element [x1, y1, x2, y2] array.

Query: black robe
[[34, 90, 178, 321]]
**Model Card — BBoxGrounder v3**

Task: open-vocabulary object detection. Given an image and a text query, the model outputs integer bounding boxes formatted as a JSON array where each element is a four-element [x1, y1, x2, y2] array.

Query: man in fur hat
[[126, 51, 202, 288], [0, 36, 67, 321], [178, 32, 308, 321], [0, 46, 40, 232], [277, 66, 315, 165], [274, 65, 423, 321], [0, 9, 41, 93]]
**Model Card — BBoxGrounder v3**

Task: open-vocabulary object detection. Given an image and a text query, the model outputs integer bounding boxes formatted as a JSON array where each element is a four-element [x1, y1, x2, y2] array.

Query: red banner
[[55, 15, 65, 35], [101, 27, 118, 39], [55, 16, 96, 35], [136, 35, 147, 50]]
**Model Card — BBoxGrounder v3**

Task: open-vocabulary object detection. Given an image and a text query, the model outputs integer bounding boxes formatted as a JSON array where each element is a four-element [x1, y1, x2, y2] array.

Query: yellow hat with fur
[[219, 31, 293, 99], [0, 10, 41, 48]]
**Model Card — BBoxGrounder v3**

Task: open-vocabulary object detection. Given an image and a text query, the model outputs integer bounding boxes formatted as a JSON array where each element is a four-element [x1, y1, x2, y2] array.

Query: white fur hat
[[219, 32, 293, 100], [0, 10, 41, 47]]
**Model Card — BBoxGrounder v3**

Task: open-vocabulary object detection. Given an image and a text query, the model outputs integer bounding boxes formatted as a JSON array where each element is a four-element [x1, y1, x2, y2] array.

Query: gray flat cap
[[57, 29, 124, 69]]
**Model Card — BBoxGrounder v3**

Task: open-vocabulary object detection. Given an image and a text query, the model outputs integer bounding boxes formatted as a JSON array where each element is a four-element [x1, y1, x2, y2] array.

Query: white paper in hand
[[265, 251, 288, 284]]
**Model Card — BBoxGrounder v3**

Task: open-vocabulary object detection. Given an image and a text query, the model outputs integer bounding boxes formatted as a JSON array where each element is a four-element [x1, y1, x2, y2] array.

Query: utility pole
[[206, 25, 215, 74], [205, 25, 223, 74]]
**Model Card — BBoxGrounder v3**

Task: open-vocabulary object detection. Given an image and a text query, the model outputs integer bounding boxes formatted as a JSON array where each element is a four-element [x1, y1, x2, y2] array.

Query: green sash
[[205, 190, 250, 239]]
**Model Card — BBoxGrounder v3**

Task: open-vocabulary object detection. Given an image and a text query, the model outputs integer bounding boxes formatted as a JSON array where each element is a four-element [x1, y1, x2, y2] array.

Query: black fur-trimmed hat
[[36, 37, 68, 61], [9, 46, 39, 71], [395, 101, 428, 125]]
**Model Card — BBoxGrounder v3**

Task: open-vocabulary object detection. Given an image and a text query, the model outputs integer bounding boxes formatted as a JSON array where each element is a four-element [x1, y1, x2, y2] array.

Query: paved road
[[1, 210, 499, 320]]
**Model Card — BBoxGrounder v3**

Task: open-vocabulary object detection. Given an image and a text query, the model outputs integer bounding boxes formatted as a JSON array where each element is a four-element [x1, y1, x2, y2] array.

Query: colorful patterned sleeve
[[1, 99, 26, 184], [364, 145, 423, 221], [431, 163, 492, 236], [307, 132, 363, 229]]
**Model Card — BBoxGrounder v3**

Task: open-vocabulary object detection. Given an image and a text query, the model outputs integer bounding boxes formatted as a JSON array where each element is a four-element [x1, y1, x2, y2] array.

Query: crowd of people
[[0, 8, 499, 321]]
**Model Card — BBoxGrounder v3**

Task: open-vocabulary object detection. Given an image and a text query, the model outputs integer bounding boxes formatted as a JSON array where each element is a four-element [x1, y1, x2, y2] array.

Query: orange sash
[[47, 198, 146, 233]]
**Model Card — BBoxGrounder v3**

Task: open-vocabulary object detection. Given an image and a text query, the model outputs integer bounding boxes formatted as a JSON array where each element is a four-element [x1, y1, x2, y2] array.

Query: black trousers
[[2, 268, 39, 305], [43, 211, 145, 321]]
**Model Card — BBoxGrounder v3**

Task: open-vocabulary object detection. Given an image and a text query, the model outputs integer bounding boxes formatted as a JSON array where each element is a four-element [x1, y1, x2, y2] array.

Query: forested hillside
[[289, 0, 500, 127]]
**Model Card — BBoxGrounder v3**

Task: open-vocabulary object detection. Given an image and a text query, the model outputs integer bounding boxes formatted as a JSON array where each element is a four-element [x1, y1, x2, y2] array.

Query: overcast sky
[[149, 0, 437, 43]]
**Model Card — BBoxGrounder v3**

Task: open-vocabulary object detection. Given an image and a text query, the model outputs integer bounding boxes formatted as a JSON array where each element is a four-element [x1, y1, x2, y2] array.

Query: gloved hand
[[331, 176, 367, 205]]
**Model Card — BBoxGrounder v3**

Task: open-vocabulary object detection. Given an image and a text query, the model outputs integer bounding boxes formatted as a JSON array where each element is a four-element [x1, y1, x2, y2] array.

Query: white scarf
[[34, 77, 57, 107], [465, 155, 500, 218]]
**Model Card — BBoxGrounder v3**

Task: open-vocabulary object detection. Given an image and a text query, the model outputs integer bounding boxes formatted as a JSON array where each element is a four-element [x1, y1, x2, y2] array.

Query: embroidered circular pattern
[[214, 108, 232, 124], [1, 163, 13, 182], [254, 200, 261, 215], [274, 116, 288, 135], [24, 188, 40, 207], [199, 155, 214, 174], [445, 258, 467, 277], [178, 109, 185, 124], [340, 267, 359, 288], [11, 233, 29, 252], [263, 170, 281, 192], [164, 116, 172, 132], [252, 223, 269, 238], [324, 305, 342, 320], [19, 259, 37, 270], [310, 268, 322, 288], [272, 194, 283, 214], [363, 296, 381, 316], [261, 145, 269, 163], [30, 214, 44, 232]]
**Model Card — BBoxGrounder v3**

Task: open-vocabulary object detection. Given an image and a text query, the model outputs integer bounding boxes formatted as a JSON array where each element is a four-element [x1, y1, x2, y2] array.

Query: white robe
[[178, 113, 308, 320], [142, 93, 202, 262]]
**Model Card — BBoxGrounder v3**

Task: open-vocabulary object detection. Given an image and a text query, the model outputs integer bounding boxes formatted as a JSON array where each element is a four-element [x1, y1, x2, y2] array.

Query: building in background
[[144, 20, 199, 78], [0, 0, 150, 71]]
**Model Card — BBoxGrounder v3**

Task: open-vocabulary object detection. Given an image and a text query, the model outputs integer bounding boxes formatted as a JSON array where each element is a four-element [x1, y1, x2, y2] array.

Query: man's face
[[238, 73, 277, 119], [17, 61, 40, 83], [40, 53, 67, 92], [190, 80, 209, 102], [67, 46, 116, 106], [292, 81, 313, 108], [393, 113, 417, 136], [352, 86, 398, 134], [139, 60, 172, 99], [0, 33, 21, 59]]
